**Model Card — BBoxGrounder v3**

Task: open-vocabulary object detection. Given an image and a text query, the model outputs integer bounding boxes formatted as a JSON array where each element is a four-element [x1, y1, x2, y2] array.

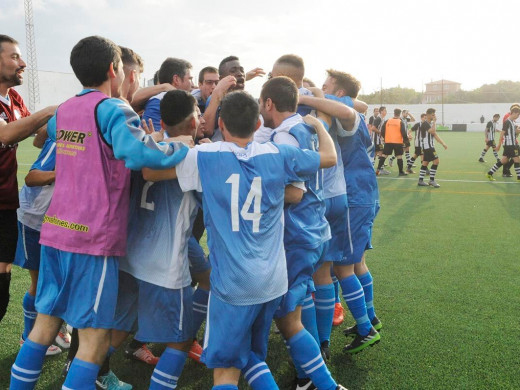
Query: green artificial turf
[[1, 132, 519, 389]]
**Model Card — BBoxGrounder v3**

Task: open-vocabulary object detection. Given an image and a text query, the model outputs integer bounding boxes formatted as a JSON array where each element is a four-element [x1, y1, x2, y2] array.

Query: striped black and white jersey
[[485, 120, 497, 141], [412, 121, 422, 147], [372, 116, 383, 145], [502, 119, 517, 146], [419, 121, 435, 149]]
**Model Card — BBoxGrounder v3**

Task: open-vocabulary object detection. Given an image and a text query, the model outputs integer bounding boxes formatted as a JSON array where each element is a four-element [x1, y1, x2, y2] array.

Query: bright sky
[[1, 0, 517, 97]]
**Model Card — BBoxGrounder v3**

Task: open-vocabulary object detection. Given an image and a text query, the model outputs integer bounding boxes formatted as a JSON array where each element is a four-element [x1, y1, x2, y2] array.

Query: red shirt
[[0, 89, 31, 209]]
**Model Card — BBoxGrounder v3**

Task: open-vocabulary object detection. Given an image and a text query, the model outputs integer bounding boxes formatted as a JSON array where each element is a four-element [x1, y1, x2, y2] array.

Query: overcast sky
[[1, 0, 517, 97]]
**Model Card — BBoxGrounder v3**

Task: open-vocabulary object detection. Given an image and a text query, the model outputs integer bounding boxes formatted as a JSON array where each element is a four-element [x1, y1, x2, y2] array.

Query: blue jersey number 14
[[226, 174, 263, 233]]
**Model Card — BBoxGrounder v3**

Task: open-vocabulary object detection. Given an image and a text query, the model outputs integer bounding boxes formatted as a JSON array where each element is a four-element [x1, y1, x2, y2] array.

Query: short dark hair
[[220, 91, 259, 138], [158, 58, 192, 84], [198, 66, 218, 84], [70, 36, 121, 87], [120, 46, 144, 73], [326, 69, 361, 98], [160, 90, 197, 127], [276, 54, 305, 72], [394, 108, 402, 117], [153, 70, 159, 85], [0, 35, 18, 53], [420, 113, 427, 118], [493, 114, 500, 119], [379, 106, 386, 112], [218, 56, 239, 75], [303, 77, 315, 87], [260, 76, 298, 113], [426, 108, 436, 115]]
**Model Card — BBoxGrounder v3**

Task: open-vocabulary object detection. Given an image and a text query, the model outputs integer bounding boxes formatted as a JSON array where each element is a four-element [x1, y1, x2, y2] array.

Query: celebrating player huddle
[[4, 35, 389, 390]]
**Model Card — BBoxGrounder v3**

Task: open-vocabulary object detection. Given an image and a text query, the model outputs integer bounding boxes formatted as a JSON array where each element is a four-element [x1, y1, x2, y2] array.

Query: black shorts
[[486, 140, 496, 148], [383, 143, 404, 156], [0, 209, 18, 263], [403, 140, 411, 148], [414, 146, 423, 156], [503, 145, 520, 158], [422, 148, 438, 162]]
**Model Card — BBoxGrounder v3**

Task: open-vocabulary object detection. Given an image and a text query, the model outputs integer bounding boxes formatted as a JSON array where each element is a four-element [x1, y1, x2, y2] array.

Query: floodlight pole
[[24, 0, 40, 112]]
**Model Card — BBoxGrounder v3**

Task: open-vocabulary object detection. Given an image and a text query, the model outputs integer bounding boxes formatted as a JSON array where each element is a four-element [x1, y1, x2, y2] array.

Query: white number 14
[[225, 174, 263, 233]]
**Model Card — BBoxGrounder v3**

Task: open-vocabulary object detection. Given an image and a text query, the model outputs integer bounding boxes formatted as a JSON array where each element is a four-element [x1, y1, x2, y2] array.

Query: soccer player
[[299, 70, 382, 354], [13, 138, 66, 355], [0, 34, 57, 324], [262, 76, 350, 390], [375, 108, 409, 176], [9, 35, 188, 390], [112, 90, 203, 390], [417, 108, 448, 188], [143, 88, 345, 390], [192, 66, 219, 113], [486, 106, 520, 181], [143, 57, 195, 130], [389, 109, 414, 168], [406, 113, 427, 174], [479, 114, 501, 163], [372, 106, 386, 170]]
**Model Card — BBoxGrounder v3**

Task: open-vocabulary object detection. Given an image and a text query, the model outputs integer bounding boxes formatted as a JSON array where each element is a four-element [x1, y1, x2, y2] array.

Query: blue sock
[[358, 271, 376, 320], [22, 292, 37, 341], [212, 386, 238, 390], [331, 275, 340, 303], [150, 347, 187, 389], [314, 284, 335, 344], [300, 293, 319, 345], [340, 275, 371, 336], [287, 329, 337, 390], [192, 287, 209, 339], [242, 352, 278, 389], [62, 358, 99, 390], [10, 338, 47, 390]]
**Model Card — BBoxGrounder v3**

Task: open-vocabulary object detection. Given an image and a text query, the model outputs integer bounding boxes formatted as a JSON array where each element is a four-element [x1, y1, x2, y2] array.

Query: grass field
[[1, 132, 520, 389]]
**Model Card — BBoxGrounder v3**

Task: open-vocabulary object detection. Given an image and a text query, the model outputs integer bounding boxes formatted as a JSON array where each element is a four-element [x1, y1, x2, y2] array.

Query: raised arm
[[298, 95, 357, 131], [0, 106, 56, 145], [202, 75, 237, 138], [131, 84, 174, 113], [302, 115, 336, 168]]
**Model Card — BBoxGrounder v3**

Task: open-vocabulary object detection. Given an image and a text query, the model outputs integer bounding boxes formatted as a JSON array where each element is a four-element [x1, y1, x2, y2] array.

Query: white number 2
[[225, 174, 263, 233], [140, 182, 155, 211]]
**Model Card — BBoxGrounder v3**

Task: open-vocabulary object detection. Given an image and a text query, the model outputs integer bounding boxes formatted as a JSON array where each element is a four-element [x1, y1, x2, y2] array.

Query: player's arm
[[203, 75, 237, 138], [131, 84, 175, 113], [400, 120, 407, 140], [428, 122, 447, 149], [302, 115, 336, 168], [372, 118, 381, 134], [298, 95, 356, 131], [284, 185, 304, 204], [25, 169, 55, 187], [407, 112, 416, 122], [496, 131, 504, 150], [0, 106, 56, 145], [353, 99, 368, 114], [142, 166, 177, 181], [245, 67, 266, 81], [33, 126, 48, 148]]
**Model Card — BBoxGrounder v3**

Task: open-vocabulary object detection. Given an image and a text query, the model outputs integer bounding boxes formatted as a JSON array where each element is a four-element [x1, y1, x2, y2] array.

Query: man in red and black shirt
[[0, 34, 55, 322]]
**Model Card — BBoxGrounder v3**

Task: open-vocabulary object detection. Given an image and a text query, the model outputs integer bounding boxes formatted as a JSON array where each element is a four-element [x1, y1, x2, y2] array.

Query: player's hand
[[198, 138, 212, 144], [142, 118, 165, 143], [443, 144, 448, 150], [308, 87, 325, 98], [302, 114, 320, 127], [213, 75, 237, 99], [165, 135, 195, 148], [245, 67, 266, 81]]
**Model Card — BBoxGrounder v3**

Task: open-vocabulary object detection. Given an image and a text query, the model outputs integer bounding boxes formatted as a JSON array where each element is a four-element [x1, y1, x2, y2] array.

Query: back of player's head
[[153, 70, 159, 85], [420, 113, 427, 119], [273, 54, 305, 81], [220, 91, 259, 138], [120, 46, 144, 73], [326, 69, 361, 98], [426, 108, 436, 115], [158, 58, 192, 84], [198, 66, 218, 84], [219, 56, 239, 75], [303, 77, 315, 88], [160, 90, 196, 127], [394, 108, 402, 117], [0, 34, 18, 52], [260, 76, 298, 113], [70, 36, 121, 87]]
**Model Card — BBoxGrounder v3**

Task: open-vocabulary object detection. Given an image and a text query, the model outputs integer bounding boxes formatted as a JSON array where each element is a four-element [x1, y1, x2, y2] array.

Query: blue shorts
[[274, 244, 326, 318], [338, 206, 376, 265], [35, 245, 119, 329], [14, 221, 41, 271], [324, 195, 348, 262], [113, 271, 193, 343], [188, 236, 211, 275], [202, 293, 282, 369]]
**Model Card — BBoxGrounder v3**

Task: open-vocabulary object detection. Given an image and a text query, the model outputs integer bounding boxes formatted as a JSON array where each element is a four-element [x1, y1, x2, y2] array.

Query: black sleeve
[[400, 120, 407, 139], [485, 121, 492, 132], [381, 120, 386, 138], [373, 117, 381, 129], [419, 121, 431, 138], [412, 122, 420, 132], [369, 116, 374, 125]]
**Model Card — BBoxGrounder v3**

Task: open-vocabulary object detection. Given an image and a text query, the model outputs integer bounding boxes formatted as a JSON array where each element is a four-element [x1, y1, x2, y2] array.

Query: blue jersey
[[271, 115, 331, 250], [121, 164, 198, 289], [17, 137, 56, 231], [335, 113, 379, 206], [142, 91, 166, 132], [176, 141, 321, 305]]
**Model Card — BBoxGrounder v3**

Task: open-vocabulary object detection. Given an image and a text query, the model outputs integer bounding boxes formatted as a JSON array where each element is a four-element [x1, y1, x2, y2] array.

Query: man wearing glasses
[[192, 67, 219, 114]]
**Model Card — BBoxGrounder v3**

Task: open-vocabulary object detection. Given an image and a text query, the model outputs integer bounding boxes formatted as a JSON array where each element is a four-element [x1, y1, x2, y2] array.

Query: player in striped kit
[[478, 114, 501, 163], [487, 106, 520, 181], [417, 108, 448, 188]]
